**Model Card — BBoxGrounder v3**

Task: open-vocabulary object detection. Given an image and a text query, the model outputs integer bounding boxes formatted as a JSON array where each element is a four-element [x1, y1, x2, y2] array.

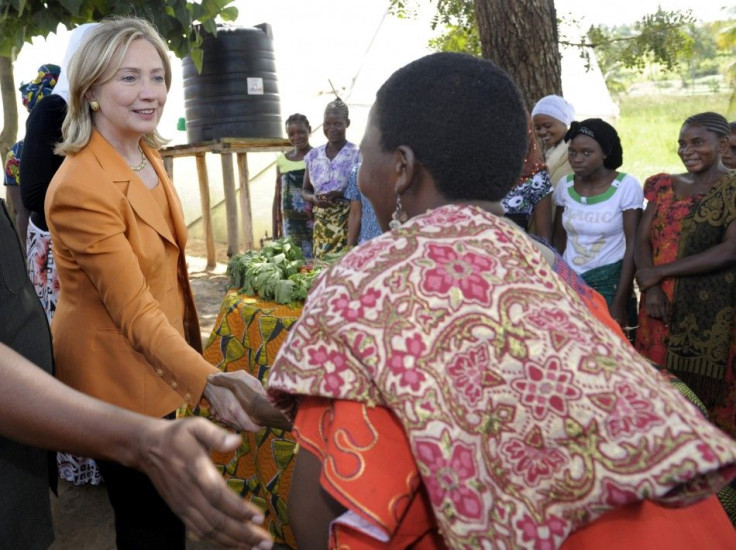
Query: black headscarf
[[564, 118, 623, 170]]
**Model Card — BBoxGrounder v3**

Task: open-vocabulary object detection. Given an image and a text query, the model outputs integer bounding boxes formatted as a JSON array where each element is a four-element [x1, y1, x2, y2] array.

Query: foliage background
[[618, 92, 732, 183], [391, 1, 736, 183]]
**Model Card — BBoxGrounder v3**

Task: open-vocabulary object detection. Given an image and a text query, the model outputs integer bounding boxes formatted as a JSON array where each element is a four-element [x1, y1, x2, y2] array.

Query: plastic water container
[[182, 24, 283, 143]]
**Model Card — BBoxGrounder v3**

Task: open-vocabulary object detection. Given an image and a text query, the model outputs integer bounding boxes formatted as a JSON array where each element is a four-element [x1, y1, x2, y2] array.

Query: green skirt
[[581, 260, 637, 330]]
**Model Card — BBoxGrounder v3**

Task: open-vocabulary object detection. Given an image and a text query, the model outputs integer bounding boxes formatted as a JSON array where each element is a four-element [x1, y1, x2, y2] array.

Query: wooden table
[[160, 138, 290, 268]]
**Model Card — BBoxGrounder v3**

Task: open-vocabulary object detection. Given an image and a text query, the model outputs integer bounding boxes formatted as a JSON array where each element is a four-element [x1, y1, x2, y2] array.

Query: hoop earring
[[89, 100, 100, 112], [388, 194, 408, 230]]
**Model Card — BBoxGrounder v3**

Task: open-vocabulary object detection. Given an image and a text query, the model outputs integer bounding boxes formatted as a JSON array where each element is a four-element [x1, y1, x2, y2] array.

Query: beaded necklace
[[129, 145, 147, 172]]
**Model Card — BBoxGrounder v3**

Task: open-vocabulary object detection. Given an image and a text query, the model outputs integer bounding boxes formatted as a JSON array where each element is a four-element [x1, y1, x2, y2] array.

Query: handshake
[[201, 370, 292, 432]]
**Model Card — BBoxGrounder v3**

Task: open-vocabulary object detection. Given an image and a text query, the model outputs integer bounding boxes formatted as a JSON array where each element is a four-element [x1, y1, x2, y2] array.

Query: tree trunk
[[0, 56, 18, 165], [474, 0, 562, 110]]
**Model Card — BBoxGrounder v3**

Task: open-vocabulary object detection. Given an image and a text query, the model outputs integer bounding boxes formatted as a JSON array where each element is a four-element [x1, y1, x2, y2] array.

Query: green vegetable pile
[[227, 237, 338, 305]]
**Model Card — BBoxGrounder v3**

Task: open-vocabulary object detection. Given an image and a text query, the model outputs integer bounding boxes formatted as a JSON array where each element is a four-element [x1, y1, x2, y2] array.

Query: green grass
[[616, 92, 732, 184]]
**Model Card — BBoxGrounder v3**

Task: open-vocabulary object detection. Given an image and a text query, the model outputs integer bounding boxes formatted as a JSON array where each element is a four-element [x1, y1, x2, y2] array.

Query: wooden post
[[195, 153, 216, 269], [159, 138, 290, 262], [163, 157, 174, 180], [236, 152, 254, 251], [220, 152, 239, 257]]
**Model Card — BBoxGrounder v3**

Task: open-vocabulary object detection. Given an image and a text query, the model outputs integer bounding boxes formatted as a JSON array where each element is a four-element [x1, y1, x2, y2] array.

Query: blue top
[[344, 163, 381, 244]]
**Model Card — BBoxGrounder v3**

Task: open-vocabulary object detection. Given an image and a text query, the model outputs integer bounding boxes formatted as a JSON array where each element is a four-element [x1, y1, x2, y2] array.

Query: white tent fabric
[[559, 24, 620, 124]]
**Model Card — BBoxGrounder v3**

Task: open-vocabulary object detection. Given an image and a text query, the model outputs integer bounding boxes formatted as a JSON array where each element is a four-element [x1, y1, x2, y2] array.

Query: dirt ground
[[49, 242, 233, 550]]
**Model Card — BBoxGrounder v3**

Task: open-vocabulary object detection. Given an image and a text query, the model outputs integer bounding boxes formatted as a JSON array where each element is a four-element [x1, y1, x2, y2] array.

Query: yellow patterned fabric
[[193, 290, 302, 547]]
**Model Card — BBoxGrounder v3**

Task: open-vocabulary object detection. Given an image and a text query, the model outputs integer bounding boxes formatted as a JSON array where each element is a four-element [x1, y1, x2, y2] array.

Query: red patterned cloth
[[634, 173, 698, 366], [294, 399, 736, 550], [269, 204, 736, 548], [294, 399, 445, 548]]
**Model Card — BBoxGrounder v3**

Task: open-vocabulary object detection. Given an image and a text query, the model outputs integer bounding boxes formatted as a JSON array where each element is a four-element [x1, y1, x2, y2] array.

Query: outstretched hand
[[209, 370, 293, 432], [136, 417, 272, 549]]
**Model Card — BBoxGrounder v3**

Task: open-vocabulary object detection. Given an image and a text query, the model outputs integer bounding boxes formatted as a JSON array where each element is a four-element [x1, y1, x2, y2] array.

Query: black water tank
[[182, 24, 282, 143]]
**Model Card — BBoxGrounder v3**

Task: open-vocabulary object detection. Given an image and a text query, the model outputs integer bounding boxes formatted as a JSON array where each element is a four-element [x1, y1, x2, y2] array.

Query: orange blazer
[[45, 131, 217, 417]]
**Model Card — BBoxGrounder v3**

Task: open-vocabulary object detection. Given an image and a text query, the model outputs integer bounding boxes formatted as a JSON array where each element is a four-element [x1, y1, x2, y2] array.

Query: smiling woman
[[634, 111, 736, 438], [300, 98, 360, 259], [44, 17, 271, 547]]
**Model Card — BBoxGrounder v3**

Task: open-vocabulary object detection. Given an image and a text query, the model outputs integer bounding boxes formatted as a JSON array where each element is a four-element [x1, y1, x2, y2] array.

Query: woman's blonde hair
[[55, 17, 172, 155]]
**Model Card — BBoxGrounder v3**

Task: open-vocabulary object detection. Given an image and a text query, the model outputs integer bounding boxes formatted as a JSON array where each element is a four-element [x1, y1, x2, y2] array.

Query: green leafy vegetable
[[226, 237, 342, 305]]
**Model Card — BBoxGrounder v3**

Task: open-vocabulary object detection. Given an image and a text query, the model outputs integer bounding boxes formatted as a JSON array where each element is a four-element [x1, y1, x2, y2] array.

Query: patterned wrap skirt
[[280, 169, 314, 259], [27, 219, 103, 486], [312, 201, 350, 260]]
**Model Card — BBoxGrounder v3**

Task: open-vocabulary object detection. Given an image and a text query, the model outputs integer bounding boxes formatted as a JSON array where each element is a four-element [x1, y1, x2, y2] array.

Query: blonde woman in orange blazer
[[45, 18, 266, 548]]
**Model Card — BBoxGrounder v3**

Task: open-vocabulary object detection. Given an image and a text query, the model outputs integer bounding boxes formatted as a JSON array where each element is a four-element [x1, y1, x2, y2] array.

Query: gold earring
[[90, 100, 100, 112]]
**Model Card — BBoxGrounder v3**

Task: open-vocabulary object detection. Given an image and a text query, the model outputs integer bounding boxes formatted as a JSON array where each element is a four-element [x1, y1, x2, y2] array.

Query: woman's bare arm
[[531, 194, 552, 242], [288, 448, 346, 549], [552, 205, 566, 254], [610, 208, 641, 326], [0, 342, 272, 549], [272, 168, 282, 238], [636, 220, 736, 290]]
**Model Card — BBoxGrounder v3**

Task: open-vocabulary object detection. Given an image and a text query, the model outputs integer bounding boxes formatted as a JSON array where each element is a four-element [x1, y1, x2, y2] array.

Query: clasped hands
[[635, 266, 670, 325], [315, 190, 345, 208], [201, 371, 292, 432]]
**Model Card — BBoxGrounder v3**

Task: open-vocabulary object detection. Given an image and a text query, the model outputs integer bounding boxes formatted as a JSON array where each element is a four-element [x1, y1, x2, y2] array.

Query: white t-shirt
[[554, 172, 643, 275]]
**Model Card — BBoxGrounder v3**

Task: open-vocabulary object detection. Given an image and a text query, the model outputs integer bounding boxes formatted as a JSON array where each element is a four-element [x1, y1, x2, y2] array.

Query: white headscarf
[[51, 23, 99, 103], [531, 94, 576, 126]]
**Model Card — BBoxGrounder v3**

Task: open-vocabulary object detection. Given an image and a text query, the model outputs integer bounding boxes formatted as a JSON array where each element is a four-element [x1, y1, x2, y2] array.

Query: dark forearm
[[657, 243, 736, 279], [273, 173, 282, 237], [289, 448, 345, 548], [635, 239, 655, 271], [347, 201, 361, 247], [552, 207, 566, 254], [658, 219, 736, 278], [0, 342, 150, 468], [614, 208, 641, 305], [301, 170, 315, 205], [301, 188, 315, 204], [614, 247, 637, 307], [635, 204, 657, 270], [532, 195, 553, 242]]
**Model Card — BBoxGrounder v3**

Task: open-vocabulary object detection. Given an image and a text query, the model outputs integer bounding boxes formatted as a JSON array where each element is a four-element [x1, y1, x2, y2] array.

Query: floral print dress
[[501, 169, 552, 231], [269, 204, 736, 548], [304, 142, 360, 259]]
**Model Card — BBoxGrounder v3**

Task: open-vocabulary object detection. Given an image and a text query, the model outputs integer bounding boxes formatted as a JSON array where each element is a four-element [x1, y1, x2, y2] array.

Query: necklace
[[129, 145, 147, 172]]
